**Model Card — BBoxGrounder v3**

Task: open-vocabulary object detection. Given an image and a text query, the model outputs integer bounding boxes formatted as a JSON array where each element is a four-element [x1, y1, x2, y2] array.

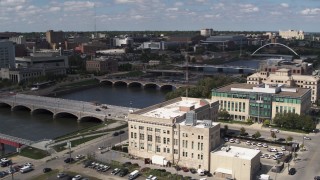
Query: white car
[[146, 175, 154, 180], [260, 153, 265, 158], [24, 163, 33, 167], [254, 147, 260, 150], [229, 139, 235, 143], [75, 155, 84, 160], [235, 139, 240, 144], [257, 143, 263, 147], [281, 146, 286, 151], [264, 154, 271, 159], [270, 148, 278, 152], [224, 138, 229, 142], [270, 129, 279, 133], [263, 143, 268, 148], [246, 141, 251, 145], [72, 175, 82, 180], [0, 158, 9, 162]]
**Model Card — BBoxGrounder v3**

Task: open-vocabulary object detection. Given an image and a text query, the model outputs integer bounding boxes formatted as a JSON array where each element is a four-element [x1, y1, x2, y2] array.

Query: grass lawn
[[53, 134, 105, 152], [29, 169, 59, 180], [19, 147, 48, 159]]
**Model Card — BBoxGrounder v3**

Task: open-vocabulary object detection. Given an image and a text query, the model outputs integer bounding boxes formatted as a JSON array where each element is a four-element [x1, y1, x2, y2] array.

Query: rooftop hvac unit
[[203, 120, 212, 127], [185, 110, 196, 126]]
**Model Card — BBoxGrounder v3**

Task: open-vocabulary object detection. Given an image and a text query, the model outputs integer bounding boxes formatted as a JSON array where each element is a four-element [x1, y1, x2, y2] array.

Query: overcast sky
[[0, 0, 319, 32]]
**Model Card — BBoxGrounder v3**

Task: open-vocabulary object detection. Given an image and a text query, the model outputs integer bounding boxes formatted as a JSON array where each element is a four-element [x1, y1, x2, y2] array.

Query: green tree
[[218, 109, 231, 120], [224, 125, 229, 135], [286, 136, 293, 142], [271, 131, 277, 141], [253, 131, 261, 139], [263, 120, 270, 126], [240, 127, 246, 136]]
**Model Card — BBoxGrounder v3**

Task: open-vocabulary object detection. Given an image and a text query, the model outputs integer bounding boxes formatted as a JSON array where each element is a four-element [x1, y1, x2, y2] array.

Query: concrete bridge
[[0, 133, 35, 152], [0, 94, 134, 122], [98, 77, 188, 90]]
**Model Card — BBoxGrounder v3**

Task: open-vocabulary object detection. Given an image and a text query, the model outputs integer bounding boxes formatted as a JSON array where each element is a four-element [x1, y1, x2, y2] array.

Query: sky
[[0, 0, 319, 32]]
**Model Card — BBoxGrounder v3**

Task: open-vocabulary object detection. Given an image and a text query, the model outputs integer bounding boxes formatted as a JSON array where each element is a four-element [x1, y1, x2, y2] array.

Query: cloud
[[239, 4, 259, 13], [166, 7, 179, 11], [64, 1, 95, 11], [114, 0, 144, 4], [280, 3, 289, 8], [301, 8, 320, 15], [174, 2, 184, 6], [48, 7, 61, 12], [0, 0, 26, 6]]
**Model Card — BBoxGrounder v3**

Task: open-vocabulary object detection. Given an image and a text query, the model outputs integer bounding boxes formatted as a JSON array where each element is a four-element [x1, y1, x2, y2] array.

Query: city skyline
[[0, 0, 319, 32]]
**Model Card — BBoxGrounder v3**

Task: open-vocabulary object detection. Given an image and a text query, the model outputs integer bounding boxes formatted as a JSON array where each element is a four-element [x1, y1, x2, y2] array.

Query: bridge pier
[[0, 143, 4, 151]]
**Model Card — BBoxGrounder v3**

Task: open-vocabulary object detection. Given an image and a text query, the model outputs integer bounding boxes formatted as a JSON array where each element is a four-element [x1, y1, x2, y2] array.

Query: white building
[[113, 37, 133, 47], [200, 29, 213, 37], [9, 36, 26, 44], [279, 30, 304, 40], [210, 146, 261, 180], [0, 40, 15, 68], [128, 97, 220, 170], [138, 42, 165, 50]]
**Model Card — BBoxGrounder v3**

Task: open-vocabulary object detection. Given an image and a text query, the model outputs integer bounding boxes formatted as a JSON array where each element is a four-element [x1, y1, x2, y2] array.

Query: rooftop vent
[[185, 111, 196, 126]]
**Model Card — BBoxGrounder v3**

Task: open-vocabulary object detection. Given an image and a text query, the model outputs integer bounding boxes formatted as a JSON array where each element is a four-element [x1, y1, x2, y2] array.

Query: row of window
[[131, 125, 171, 134], [182, 133, 204, 140], [220, 100, 246, 112], [276, 106, 296, 114]]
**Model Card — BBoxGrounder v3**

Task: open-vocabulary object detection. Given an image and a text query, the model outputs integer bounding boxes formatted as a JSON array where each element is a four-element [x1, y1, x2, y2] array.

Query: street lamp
[[256, 95, 263, 123]]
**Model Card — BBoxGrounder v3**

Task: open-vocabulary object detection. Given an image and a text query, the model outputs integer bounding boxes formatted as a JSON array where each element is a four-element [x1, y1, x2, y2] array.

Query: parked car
[[64, 158, 75, 163], [57, 172, 67, 178], [190, 168, 197, 174], [119, 130, 125, 134], [229, 139, 235, 143], [224, 138, 229, 142], [303, 136, 311, 140], [75, 154, 84, 160], [314, 176, 320, 180], [264, 154, 271, 159], [113, 132, 119, 136], [174, 165, 181, 171], [260, 154, 265, 158], [119, 168, 129, 177], [257, 143, 262, 147], [182, 167, 189, 172], [263, 143, 268, 148], [72, 175, 82, 180], [235, 139, 240, 144], [270, 129, 279, 133], [0, 158, 10, 163], [288, 168, 296, 175], [43, 168, 52, 173], [281, 146, 286, 151], [270, 148, 278, 152], [111, 168, 121, 175], [246, 141, 251, 145]]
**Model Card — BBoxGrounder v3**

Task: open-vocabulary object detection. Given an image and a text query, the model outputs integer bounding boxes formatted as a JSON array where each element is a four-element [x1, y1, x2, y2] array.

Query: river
[[0, 85, 168, 154]]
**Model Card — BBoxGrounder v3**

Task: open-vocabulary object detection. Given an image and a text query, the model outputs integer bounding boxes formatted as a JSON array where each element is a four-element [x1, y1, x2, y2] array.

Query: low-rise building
[[210, 146, 261, 180], [279, 29, 304, 40], [247, 68, 320, 103], [128, 97, 220, 170], [212, 83, 311, 122], [86, 57, 118, 73]]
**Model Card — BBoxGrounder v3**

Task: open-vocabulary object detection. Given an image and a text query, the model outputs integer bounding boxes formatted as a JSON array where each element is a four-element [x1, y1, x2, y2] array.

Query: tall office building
[[0, 40, 15, 68], [46, 30, 64, 49]]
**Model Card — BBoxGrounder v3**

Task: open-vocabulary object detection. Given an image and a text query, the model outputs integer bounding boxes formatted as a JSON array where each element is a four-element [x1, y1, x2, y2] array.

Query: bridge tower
[[0, 143, 4, 151]]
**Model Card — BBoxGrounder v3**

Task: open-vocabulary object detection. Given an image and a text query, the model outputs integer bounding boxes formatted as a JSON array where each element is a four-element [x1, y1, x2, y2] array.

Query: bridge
[[0, 133, 35, 151], [0, 94, 134, 122], [98, 77, 188, 90], [251, 43, 299, 57]]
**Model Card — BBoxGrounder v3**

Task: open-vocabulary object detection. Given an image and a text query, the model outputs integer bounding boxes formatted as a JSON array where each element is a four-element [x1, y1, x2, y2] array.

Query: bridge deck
[[0, 133, 34, 146]]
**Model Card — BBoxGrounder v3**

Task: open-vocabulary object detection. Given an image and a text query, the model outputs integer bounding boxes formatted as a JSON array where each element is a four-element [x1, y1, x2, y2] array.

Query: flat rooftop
[[141, 97, 212, 119], [179, 120, 220, 128], [212, 146, 260, 160], [215, 83, 309, 98]]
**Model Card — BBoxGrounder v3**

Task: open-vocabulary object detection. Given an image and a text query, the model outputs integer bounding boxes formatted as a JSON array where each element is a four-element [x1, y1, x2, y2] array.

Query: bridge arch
[[11, 105, 31, 112], [144, 83, 160, 89], [32, 108, 54, 115], [113, 81, 128, 87], [54, 112, 78, 120], [160, 84, 175, 90], [128, 82, 143, 88], [0, 102, 12, 108], [100, 80, 113, 86], [251, 43, 299, 56], [78, 116, 104, 123]]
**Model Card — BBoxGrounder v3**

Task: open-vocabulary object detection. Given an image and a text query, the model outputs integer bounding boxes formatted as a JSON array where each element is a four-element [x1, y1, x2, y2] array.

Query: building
[[259, 58, 313, 75], [0, 40, 15, 68], [200, 29, 213, 37], [211, 83, 311, 122], [128, 97, 220, 170], [202, 35, 248, 46], [86, 57, 118, 73], [210, 146, 260, 180], [247, 68, 320, 103], [138, 42, 166, 50], [46, 30, 64, 49], [8, 36, 26, 44], [113, 37, 133, 47], [279, 30, 304, 40]]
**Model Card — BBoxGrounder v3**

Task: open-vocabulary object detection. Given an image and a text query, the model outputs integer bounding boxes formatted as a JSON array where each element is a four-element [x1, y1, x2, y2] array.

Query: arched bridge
[[0, 94, 133, 122], [251, 43, 299, 57], [98, 77, 188, 90]]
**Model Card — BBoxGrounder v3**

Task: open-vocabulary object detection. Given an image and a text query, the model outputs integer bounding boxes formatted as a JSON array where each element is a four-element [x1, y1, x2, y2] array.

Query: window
[[167, 148, 170, 153], [139, 126, 144, 130], [174, 149, 178, 154], [147, 144, 152, 151], [198, 154, 200, 159], [174, 131, 178, 135], [155, 128, 160, 133], [201, 136, 203, 140], [147, 135, 152, 142], [191, 141, 194, 149], [163, 137, 167, 144], [167, 138, 170, 144], [201, 143, 203, 150], [163, 148, 166, 153], [134, 133, 137, 139], [182, 140, 185, 147], [130, 125, 133, 129], [201, 154, 203, 160], [174, 139, 178, 146], [198, 142, 200, 150], [131, 132, 133, 138], [140, 143, 144, 149], [191, 153, 194, 158], [167, 130, 170, 134], [185, 140, 188, 148], [147, 127, 153, 131], [156, 136, 161, 143], [156, 145, 160, 152], [163, 130, 166, 134], [139, 133, 144, 140], [198, 135, 200, 139]]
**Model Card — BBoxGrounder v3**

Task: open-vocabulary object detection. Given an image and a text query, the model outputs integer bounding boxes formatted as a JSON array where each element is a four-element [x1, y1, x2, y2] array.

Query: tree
[[286, 136, 293, 142], [263, 120, 270, 126], [218, 109, 231, 120], [240, 127, 247, 136], [224, 125, 229, 135], [253, 131, 261, 139], [271, 131, 277, 141], [246, 119, 253, 124]]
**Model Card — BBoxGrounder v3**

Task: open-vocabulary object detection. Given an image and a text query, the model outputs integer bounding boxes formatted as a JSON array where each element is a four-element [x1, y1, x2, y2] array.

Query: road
[[224, 123, 320, 180]]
